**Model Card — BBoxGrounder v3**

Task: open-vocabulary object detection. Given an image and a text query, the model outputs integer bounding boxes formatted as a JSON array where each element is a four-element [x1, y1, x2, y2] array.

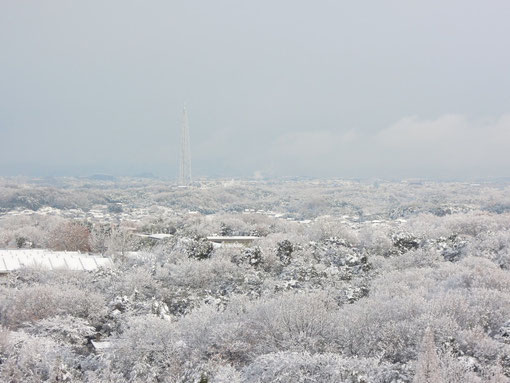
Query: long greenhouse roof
[[0, 249, 113, 273]]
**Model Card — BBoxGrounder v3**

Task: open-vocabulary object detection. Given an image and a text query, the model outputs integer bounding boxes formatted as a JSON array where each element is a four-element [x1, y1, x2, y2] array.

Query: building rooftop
[[207, 236, 258, 244], [0, 249, 113, 273]]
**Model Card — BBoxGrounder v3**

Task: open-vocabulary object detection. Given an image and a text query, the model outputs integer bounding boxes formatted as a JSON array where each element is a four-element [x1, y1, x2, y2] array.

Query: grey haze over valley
[[1, 1, 510, 179]]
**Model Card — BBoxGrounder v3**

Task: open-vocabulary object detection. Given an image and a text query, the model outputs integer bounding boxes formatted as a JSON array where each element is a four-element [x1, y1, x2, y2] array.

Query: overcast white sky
[[1, 1, 509, 179]]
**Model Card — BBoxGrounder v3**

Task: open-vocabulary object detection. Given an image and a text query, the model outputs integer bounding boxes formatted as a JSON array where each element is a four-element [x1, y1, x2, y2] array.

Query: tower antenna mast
[[179, 107, 192, 185]]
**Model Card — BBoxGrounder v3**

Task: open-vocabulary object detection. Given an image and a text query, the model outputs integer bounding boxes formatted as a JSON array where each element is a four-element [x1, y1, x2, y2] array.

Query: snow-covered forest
[[1, 177, 510, 382]]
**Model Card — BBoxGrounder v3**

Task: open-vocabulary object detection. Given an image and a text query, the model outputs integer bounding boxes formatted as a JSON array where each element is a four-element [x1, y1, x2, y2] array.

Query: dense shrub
[[1, 178, 510, 381]]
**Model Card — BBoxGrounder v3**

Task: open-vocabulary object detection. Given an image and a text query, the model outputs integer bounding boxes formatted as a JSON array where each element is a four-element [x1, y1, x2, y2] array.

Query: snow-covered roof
[[207, 236, 258, 244], [0, 249, 113, 273], [91, 340, 112, 351], [135, 233, 173, 240]]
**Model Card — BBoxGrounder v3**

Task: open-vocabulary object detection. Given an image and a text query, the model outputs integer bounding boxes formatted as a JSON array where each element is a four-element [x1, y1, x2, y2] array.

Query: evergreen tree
[[413, 328, 444, 383]]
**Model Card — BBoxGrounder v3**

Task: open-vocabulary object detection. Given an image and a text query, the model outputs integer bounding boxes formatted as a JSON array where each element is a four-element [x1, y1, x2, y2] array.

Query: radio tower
[[179, 107, 192, 185]]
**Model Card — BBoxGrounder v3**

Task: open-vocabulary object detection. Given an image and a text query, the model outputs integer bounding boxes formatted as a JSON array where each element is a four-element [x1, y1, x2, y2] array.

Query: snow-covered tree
[[413, 328, 443, 383]]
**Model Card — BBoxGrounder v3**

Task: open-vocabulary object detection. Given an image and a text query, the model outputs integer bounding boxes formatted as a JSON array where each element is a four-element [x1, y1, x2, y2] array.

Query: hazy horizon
[[2, 1, 510, 179]]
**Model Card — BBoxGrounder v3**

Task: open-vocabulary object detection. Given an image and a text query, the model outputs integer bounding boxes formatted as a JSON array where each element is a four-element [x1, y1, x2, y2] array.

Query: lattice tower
[[179, 107, 192, 185]]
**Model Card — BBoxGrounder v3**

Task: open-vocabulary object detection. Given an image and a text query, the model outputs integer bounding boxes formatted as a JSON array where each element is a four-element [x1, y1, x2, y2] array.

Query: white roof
[[207, 236, 258, 239], [91, 340, 112, 350], [148, 233, 173, 240], [135, 233, 173, 240], [207, 236, 258, 243], [0, 249, 113, 273]]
